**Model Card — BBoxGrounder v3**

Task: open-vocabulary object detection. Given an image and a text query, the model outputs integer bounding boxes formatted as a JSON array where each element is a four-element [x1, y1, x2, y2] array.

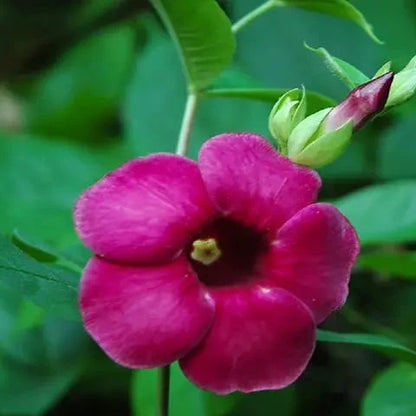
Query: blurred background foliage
[[1, 0, 416, 415]]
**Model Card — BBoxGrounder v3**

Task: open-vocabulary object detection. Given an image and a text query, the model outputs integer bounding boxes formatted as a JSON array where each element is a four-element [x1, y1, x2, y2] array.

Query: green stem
[[176, 93, 199, 156], [158, 92, 200, 416], [232, 0, 278, 34], [157, 366, 170, 416]]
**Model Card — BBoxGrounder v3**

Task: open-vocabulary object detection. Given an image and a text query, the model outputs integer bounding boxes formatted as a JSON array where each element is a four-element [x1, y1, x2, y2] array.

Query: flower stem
[[161, 92, 199, 416], [157, 365, 170, 416], [232, 0, 278, 34], [176, 93, 199, 156]]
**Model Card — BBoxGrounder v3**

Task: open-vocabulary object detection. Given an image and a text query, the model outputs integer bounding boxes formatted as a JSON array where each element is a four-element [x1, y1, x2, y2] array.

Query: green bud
[[404, 55, 416, 70], [374, 61, 392, 78], [385, 55, 416, 107], [268, 87, 306, 152], [287, 108, 353, 168]]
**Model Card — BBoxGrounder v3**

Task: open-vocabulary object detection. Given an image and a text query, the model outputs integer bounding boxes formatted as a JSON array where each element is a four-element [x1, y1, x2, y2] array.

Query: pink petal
[[198, 133, 321, 231], [180, 286, 315, 394], [80, 256, 215, 368], [74, 154, 216, 263], [263, 203, 359, 324]]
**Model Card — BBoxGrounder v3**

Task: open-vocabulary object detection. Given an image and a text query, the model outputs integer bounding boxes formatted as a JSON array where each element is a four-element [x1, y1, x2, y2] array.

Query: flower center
[[190, 238, 222, 265], [188, 218, 268, 288]]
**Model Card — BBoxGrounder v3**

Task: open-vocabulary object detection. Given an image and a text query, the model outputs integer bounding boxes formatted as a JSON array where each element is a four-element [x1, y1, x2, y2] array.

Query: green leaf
[[27, 23, 136, 140], [0, 363, 79, 416], [335, 181, 416, 246], [204, 88, 336, 114], [362, 363, 416, 416], [317, 330, 416, 365], [150, 0, 235, 91], [378, 118, 416, 179], [0, 289, 86, 415], [12, 231, 83, 273], [12, 231, 58, 263], [0, 132, 133, 248], [305, 43, 370, 89], [358, 251, 416, 280], [122, 20, 271, 159], [131, 363, 296, 416], [0, 235, 80, 320], [278, 0, 381, 43]]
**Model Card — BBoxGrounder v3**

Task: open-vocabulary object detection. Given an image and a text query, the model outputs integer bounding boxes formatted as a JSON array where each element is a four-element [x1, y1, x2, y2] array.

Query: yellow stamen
[[190, 238, 221, 266]]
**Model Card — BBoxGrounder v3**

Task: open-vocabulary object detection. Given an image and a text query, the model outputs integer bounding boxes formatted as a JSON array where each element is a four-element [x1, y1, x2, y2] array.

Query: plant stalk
[[232, 0, 277, 34], [176, 93, 199, 156], [159, 91, 200, 416], [157, 365, 170, 416]]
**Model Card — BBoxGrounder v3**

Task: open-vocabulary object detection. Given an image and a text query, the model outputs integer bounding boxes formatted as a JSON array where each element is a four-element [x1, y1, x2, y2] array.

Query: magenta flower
[[74, 134, 359, 394]]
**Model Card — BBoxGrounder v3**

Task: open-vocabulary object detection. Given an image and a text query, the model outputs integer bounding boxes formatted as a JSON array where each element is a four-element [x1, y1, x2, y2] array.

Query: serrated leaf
[[317, 330, 416, 365], [279, 0, 381, 43], [150, 0, 235, 91], [362, 363, 416, 416], [305, 43, 370, 89], [335, 181, 416, 246]]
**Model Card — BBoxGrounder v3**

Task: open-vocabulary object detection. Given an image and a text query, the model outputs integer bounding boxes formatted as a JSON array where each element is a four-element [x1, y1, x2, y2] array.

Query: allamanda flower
[[74, 133, 359, 394]]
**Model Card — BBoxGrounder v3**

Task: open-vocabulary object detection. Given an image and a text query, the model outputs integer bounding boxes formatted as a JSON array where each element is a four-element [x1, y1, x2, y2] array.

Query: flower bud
[[268, 87, 306, 152], [287, 108, 353, 168], [385, 55, 416, 107], [324, 72, 394, 132], [286, 73, 394, 169], [374, 61, 392, 78]]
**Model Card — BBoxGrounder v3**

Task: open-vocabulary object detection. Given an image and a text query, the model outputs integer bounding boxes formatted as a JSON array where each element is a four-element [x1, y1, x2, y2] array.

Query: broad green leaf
[[0, 363, 79, 416], [362, 363, 416, 416], [75, 0, 118, 28], [358, 251, 416, 280], [149, 0, 235, 91], [278, 0, 381, 43], [0, 235, 80, 320], [27, 23, 136, 140], [0, 132, 133, 248], [0, 289, 86, 415], [205, 88, 336, 114], [305, 43, 370, 89], [15, 300, 46, 332], [317, 330, 416, 365], [335, 181, 416, 245], [378, 118, 416, 179], [131, 363, 296, 416], [12, 231, 83, 273], [12, 231, 58, 263]]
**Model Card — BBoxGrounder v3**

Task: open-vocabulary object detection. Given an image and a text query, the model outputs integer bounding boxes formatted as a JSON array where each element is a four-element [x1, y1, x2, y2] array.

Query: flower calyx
[[286, 72, 394, 169], [379, 55, 416, 107], [268, 87, 307, 153]]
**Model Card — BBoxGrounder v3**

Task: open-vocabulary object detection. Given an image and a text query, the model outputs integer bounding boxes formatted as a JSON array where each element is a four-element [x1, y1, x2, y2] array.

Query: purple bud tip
[[325, 72, 394, 132]]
